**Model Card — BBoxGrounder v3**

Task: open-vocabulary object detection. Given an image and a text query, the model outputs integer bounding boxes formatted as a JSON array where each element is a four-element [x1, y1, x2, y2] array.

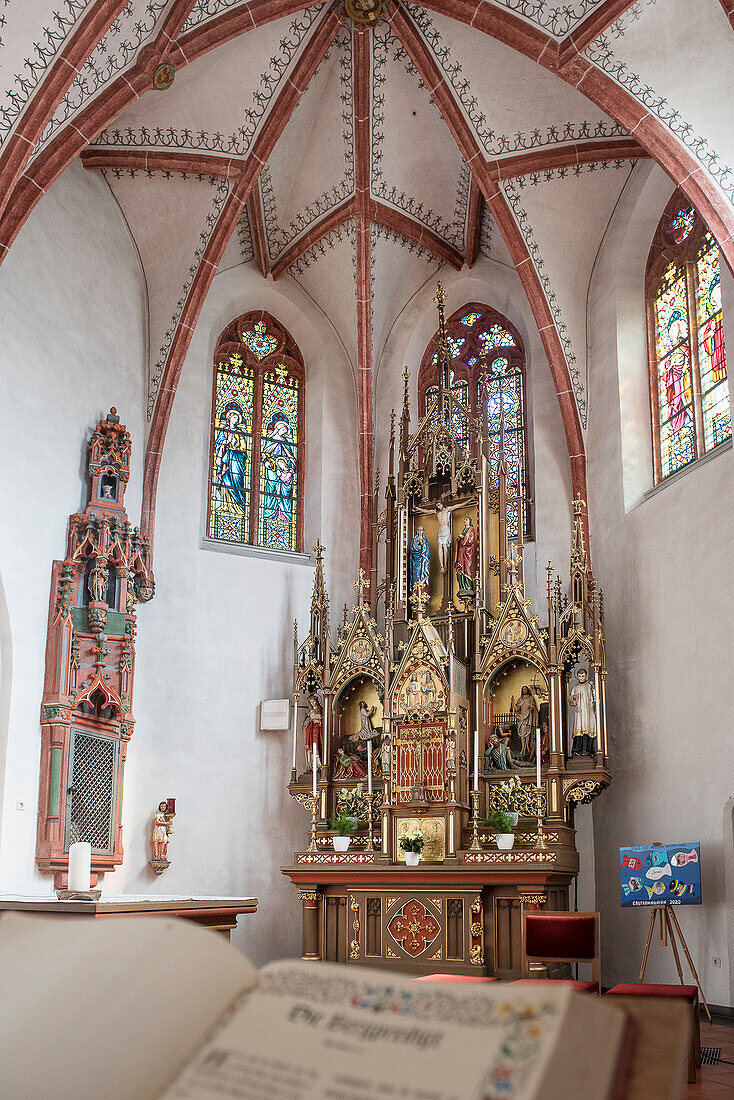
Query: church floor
[[688, 1020, 734, 1097]]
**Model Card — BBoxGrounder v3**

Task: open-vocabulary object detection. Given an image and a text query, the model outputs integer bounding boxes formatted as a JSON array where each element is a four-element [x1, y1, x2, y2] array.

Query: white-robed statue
[[569, 668, 597, 757]]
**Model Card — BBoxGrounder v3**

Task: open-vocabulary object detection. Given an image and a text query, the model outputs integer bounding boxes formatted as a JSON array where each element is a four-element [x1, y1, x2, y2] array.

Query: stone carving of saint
[[513, 684, 539, 759], [303, 694, 323, 769], [570, 668, 597, 757], [378, 728, 391, 776], [408, 526, 430, 594], [454, 517, 475, 593], [435, 500, 453, 574], [88, 562, 107, 603], [152, 801, 173, 861], [215, 403, 249, 511]]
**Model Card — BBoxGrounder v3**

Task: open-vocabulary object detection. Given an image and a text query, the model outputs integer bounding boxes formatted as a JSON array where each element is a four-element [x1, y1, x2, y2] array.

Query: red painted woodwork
[[35, 409, 154, 887], [206, 310, 306, 551]]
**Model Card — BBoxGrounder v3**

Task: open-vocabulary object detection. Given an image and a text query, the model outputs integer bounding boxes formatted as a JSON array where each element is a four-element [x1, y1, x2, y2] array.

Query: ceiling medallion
[[344, 0, 386, 25], [152, 63, 175, 91]]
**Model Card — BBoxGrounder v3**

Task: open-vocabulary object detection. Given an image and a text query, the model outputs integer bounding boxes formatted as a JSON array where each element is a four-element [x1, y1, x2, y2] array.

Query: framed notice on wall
[[619, 843, 702, 907]]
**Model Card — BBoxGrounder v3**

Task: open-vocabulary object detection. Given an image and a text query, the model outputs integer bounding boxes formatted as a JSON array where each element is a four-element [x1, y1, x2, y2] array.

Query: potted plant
[[399, 829, 424, 866], [483, 810, 516, 850], [329, 810, 360, 851]]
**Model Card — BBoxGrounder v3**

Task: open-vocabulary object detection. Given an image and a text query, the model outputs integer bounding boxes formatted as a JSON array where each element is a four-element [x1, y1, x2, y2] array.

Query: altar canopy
[[283, 285, 611, 976]]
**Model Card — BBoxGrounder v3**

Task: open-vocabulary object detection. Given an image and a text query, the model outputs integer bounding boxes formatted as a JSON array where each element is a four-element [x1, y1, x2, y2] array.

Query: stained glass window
[[483, 366, 526, 538], [209, 354, 255, 543], [480, 325, 515, 353], [258, 367, 299, 551], [208, 314, 304, 551], [419, 304, 529, 537], [647, 195, 730, 483]]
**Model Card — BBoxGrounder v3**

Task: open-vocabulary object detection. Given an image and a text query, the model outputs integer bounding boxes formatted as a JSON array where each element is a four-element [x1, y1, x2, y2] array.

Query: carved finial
[[390, 409, 396, 444], [313, 539, 325, 561], [353, 567, 369, 604], [409, 581, 429, 619], [447, 602, 454, 650], [433, 281, 446, 309]]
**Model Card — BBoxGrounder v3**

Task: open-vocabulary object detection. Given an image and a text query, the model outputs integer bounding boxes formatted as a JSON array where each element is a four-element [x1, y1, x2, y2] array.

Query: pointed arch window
[[418, 304, 529, 538], [207, 312, 305, 552], [646, 191, 730, 482]]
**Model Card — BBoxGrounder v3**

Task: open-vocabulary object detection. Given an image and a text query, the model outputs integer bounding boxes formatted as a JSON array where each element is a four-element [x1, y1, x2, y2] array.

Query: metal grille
[[65, 729, 118, 853], [701, 1048, 721, 1066]]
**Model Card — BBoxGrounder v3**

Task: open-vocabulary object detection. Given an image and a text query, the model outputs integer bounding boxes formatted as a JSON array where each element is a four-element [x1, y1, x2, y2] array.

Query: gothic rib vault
[[1, 0, 733, 575]]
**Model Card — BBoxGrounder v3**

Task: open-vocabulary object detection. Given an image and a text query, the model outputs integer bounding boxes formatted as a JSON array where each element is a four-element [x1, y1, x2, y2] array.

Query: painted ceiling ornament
[[152, 62, 175, 91], [344, 0, 386, 25], [241, 320, 278, 360]]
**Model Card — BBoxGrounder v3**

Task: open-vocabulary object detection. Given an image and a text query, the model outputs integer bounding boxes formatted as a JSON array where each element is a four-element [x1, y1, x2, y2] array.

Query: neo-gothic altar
[[282, 286, 611, 977]]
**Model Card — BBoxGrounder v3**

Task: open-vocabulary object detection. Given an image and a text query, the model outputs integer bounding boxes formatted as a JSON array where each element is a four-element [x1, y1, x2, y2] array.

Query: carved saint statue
[[435, 500, 453, 574], [514, 684, 539, 760], [378, 728, 391, 776], [303, 694, 323, 769], [569, 668, 597, 757], [454, 516, 475, 593], [88, 562, 108, 604], [409, 526, 430, 595], [484, 726, 516, 772], [152, 801, 173, 861], [358, 701, 379, 743]]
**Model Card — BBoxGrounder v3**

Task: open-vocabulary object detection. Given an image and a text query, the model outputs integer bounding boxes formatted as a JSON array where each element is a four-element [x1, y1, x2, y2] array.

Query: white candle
[[474, 729, 479, 792], [536, 728, 541, 789], [312, 750, 317, 800], [68, 841, 91, 891]]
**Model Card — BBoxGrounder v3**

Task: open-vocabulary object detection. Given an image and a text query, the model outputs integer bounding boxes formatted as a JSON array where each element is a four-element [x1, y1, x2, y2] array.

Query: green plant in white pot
[[398, 829, 424, 866], [329, 810, 361, 852], [483, 810, 516, 850]]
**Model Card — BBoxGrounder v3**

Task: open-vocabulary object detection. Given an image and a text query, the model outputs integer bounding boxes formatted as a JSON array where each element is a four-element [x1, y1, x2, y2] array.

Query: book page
[[164, 960, 627, 1100], [0, 913, 256, 1100]]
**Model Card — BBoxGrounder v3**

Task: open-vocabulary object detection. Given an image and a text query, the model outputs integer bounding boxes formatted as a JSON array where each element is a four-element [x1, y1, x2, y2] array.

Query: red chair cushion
[[513, 979, 599, 994], [607, 983, 698, 1002], [525, 914, 596, 960], [413, 974, 499, 983]]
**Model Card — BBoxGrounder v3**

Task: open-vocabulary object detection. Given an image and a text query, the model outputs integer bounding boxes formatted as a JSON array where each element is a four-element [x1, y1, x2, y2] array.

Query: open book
[[0, 913, 639, 1099]]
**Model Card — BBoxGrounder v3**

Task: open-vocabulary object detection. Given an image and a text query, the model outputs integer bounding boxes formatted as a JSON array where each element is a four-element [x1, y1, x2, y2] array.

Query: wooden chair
[[513, 911, 601, 994], [607, 983, 700, 1083]]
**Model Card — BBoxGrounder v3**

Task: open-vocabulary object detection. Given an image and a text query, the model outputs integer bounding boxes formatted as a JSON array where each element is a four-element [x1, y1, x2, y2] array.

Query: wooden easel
[[639, 904, 711, 1022]]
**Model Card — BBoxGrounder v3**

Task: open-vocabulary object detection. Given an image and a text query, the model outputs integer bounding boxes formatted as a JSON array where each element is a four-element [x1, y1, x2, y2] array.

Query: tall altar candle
[[473, 728, 479, 792], [312, 750, 317, 800], [68, 841, 91, 891], [535, 728, 541, 789]]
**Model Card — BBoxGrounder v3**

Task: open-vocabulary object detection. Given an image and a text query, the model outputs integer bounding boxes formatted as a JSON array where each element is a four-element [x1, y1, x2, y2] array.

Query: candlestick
[[68, 841, 91, 891], [535, 727, 541, 789], [535, 787, 547, 851], [469, 789, 482, 851]]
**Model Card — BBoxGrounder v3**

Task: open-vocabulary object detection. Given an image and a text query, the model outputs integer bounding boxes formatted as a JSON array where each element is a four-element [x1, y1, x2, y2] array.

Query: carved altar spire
[[434, 281, 450, 401], [309, 540, 330, 667]]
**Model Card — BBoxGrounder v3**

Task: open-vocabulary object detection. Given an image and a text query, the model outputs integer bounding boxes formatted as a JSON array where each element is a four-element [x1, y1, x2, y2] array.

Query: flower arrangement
[[398, 829, 425, 855], [490, 774, 524, 815]]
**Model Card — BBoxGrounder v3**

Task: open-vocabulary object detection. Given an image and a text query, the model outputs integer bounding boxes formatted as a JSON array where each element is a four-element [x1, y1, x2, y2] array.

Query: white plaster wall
[[0, 168, 360, 970], [0, 160, 148, 888], [587, 161, 734, 1006], [117, 266, 359, 966]]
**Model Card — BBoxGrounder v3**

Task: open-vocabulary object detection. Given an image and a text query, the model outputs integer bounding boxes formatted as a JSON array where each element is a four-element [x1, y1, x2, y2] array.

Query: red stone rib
[[464, 176, 483, 268], [270, 196, 356, 279]]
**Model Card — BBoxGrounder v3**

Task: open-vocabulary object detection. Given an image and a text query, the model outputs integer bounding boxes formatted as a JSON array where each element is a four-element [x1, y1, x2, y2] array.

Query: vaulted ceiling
[[1, 0, 733, 572]]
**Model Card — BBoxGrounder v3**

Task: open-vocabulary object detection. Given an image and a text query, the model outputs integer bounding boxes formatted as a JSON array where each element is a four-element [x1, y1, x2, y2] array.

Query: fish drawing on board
[[646, 863, 672, 881], [671, 850, 698, 868], [622, 856, 642, 871]]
